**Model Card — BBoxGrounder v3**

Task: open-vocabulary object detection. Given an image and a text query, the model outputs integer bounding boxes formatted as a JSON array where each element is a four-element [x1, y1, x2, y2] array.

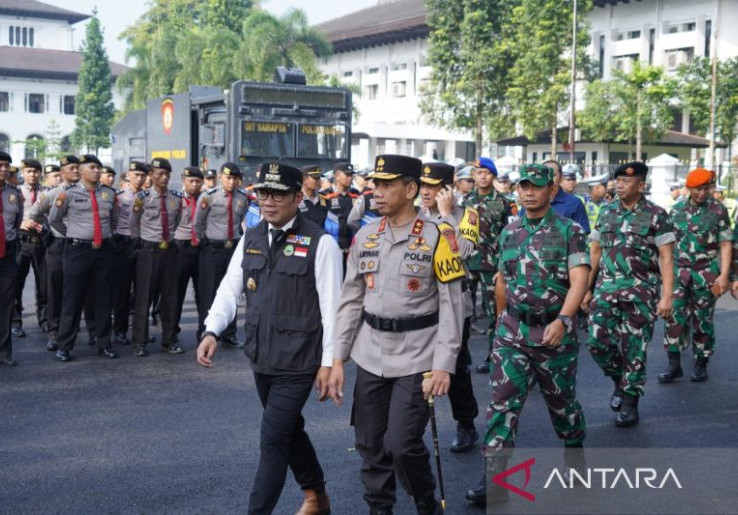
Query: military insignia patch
[[367, 233, 380, 241], [55, 192, 66, 208], [377, 217, 387, 233], [286, 234, 312, 245], [101, 192, 110, 201], [247, 277, 257, 291], [467, 210, 478, 226], [245, 248, 262, 255], [406, 263, 426, 273], [8, 194, 16, 203], [283, 244, 294, 256], [433, 222, 465, 283], [407, 278, 421, 292], [133, 198, 143, 212], [368, 261, 375, 269], [625, 167, 635, 176], [365, 273, 375, 290], [442, 227, 459, 253], [411, 219, 425, 236], [294, 246, 308, 258], [360, 262, 366, 270], [363, 241, 379, 249]]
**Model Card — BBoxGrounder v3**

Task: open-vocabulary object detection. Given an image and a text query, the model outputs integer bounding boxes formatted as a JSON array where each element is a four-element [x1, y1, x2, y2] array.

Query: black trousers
[[353, 367, 436, 507], [0, 240, 18, 359], [448, 317, 479, 426], [198, 244, 237, 339], [112, 236, 135, 335], [132, 245, 178, 347], [249, 372, 324, 514], [175, 240, 200, 335], [56, 242, 113, 352], [12, 237, 47, 329], [46, 238, 96, 342]]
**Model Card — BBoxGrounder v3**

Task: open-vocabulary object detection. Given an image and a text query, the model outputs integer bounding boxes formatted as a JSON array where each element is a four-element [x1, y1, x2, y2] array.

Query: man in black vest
[[197, 162, 343, 515]]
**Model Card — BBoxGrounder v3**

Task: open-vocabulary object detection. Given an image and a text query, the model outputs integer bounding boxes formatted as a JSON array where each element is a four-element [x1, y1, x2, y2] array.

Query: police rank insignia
[[133, 198, 143, 212], [406, 263, 426, 273], [101, 192, 110, 201], [8, 194, 16, 203], [283, 244, 294, 256], [408, 237, 430, 252], [367, 233, 380, 241], [247, 277, 257, 291], [363, 241, 379, 249]]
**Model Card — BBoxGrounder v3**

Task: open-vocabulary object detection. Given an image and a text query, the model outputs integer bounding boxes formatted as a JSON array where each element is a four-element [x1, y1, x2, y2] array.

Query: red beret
[[685, 168, 713, 188]]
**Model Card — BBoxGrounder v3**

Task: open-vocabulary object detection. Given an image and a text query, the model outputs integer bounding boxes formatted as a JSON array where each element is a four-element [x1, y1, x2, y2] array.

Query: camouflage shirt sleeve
[[567, 222, 591, 269], [717, 203, 733, 242], [652, 207, 676, 247]]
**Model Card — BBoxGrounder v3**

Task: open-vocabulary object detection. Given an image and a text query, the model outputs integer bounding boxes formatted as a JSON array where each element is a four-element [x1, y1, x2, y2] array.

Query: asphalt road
[[2, 283, 738, 514]]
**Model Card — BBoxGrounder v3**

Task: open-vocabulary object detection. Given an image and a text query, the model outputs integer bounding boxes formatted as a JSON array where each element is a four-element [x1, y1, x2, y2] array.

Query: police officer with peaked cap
[[197, 161, 343, 514], [203, 168, 217, 190], [328, 154, 465, 514], [174, 166, 204, 338], [298, 165, 329, 227], [130, 158, 184, 357], [49, 154, 118, 362], [44, 163, 62, 188], [194, 162, 249, 348], [100, 165, 116, 187], [320, 161, 360, 269], [0, 151, 22, 366]]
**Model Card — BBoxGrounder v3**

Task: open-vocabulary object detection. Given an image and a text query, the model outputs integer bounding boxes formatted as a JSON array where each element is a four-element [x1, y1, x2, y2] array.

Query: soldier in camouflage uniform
[[467, 164, 590, 508], [583, 162, 675, 428], [462, 157, 513, 373], [659, 169, 732, 384]]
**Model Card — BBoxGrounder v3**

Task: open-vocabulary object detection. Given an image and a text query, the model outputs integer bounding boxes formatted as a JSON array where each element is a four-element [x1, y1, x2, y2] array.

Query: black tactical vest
[[240, 213, 325, 375]]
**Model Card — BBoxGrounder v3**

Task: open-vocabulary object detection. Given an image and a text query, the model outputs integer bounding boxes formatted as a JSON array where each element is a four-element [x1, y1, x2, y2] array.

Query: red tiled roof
[[0, 47, 129, 81]]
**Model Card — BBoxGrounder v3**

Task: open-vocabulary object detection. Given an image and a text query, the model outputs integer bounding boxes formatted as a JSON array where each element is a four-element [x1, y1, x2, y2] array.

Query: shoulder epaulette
[[116, 189, 125, 196], [206, 187, 218, 194], [170, 189, 184, 198], [235, 188, 248, 197], [136, 190, 151, 199]]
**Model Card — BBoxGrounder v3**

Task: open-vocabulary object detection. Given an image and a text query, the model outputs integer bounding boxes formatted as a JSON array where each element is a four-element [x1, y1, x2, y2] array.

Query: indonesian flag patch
[[294, 246, 308, 258]]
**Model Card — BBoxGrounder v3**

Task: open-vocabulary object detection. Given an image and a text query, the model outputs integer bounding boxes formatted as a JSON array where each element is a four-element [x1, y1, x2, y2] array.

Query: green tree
[[505, 0, 592, 158], [422, 0, 518, 153], [72, 9, 115, 153], [579, 61, 676, 161], [677, 56, 738, 161]]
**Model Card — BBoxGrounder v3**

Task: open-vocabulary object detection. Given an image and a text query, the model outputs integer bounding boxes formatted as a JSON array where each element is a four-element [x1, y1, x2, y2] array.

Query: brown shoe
[[295, 488, 330, 515]]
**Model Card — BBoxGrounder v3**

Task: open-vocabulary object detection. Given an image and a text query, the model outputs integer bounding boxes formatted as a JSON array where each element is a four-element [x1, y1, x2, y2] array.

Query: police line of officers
[[2, 150, 737, 514]]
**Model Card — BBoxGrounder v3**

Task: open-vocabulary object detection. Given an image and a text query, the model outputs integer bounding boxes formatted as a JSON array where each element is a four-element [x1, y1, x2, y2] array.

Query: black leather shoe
[[133, 345, 148, 357], [475, 361, 490, 374], [114, 333, 131, 345], [414, 493, 441, 515], [220, 336, 244, 349], [450, 426, 479, 453], [368, 504, 393, 515], [658, 352, 683, 383], [163, 344, 184, 354], [466, 475, 487, 506], [0, 357, 17, 367], [691, 356, 708, 382], [610, 385, 623, 412], [46, 340, 58, 352], [55, 350, 72, 362], [11, 327, 25, 337], [615, 394, 639, 427], [98, 347, 118, 359]]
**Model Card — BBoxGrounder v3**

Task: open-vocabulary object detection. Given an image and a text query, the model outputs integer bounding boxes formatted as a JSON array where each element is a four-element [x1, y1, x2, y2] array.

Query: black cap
[[21, 159, 42, 171], [614, 162, 648, 179], [183, 166, 204, 179], [300, 165, 323, 177], [420, 162, 455, 186], [150, 158, 172, 172], [102, 166, 116, 175], [370, 154, 422, 181], [80, 154, 102, 167], [254, 162, 302, 192], [60, 155, 79, 166], [204, 168, 218, 179], [128, 161, 148, 174], [220, 162, 242, 178], [0, 151, 11, 163], [45, 164, 60, 174], [334, 162, 354, 174]]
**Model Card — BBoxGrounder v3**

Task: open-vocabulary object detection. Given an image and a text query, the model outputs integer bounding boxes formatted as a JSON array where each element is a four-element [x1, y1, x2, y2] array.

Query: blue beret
[[474, 157, 497, 176]]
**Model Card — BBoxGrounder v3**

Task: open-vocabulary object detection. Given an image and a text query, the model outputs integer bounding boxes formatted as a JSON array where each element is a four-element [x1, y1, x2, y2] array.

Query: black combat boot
[[658, 352, 683, 383], [414, 493, 441, 515], [690, 356, 709, 382], [615, 393, 639, 427], [610, 377, 623, 411], [466, 455, 510, 507]]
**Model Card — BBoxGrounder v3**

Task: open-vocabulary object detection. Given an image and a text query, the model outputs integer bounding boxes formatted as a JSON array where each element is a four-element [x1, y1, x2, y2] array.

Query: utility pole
[[708, 0, 720, 169], [569, 0, 578, 165]]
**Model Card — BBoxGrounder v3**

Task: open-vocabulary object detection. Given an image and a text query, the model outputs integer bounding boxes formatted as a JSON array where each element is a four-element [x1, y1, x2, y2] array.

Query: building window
[[343, 71, 353, 77], [705, 20, 712, 57], [0, 92, 9, 112], [367, 67, 379, 74], [15, 27, 20, 44], [667, 22, 696, 34], [9, 25, 13, 45], [8, 26, 33, 47], [24, 134, 45, 160], [391, 81, 406, 97], [60, 135, 72, 152], [391, 62, 408, 71], [363, 84, 378, 100], [61, 95, 75, 115], [27, 94, 45, 113], [22, 27, 27, 46], [649, 28, 655, 64], [616, 30, 641, 41], [0, 133, 9, 153], [29, 27, 33, 47], [598, 35, 605, 77]]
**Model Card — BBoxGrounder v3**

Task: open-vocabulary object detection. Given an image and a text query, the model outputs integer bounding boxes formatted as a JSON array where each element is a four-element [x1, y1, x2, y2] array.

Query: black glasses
[[256, 189, 290, 202]]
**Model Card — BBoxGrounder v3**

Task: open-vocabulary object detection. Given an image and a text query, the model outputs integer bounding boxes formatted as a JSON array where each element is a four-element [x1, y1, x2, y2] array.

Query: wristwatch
[[556, 314, 573, 331]]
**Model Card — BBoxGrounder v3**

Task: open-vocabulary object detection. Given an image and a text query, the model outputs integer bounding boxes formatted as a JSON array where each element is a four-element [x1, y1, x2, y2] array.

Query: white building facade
[[0, 0, 127, 165]]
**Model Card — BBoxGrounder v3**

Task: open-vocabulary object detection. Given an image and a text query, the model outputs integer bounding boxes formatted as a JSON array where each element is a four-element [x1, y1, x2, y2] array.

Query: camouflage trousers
[[469, 269, 497, 341], [484, 314, 586, 455], [663, 267, 718, 359], [587, 287, 657, 398]]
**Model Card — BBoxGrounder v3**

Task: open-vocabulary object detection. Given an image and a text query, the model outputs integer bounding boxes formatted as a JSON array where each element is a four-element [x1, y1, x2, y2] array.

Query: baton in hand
[[423, 371, 446, 512]]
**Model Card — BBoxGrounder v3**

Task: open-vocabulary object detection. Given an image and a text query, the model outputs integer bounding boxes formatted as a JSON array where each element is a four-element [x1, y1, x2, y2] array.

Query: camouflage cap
[[518, 164, 553, 187]]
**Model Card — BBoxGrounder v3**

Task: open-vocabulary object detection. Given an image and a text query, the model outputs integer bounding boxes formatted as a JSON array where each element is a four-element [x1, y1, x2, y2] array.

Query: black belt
[[67, 238, 112, 249], [207, 239, 237, 249], [19, 232, 44, 244], [363, 310, 439, 332], [175, 239, 199, 248], [114, 234, 132, 243], [507, 306, 558, 327], [140, 240, 174, 250]]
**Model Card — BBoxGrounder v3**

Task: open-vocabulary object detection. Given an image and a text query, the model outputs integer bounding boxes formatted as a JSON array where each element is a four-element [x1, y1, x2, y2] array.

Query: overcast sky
[[43, 0, 378, 64]]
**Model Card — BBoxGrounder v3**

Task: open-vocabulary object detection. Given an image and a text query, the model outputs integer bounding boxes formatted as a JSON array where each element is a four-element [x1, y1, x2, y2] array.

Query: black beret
[[370, 154, 422, 181], [421, 162, 455, 186], [614, 162, 648, 179], [79, 154, 102, 167], [220, 162, 242, 178], [300, 165, 323, 177], [254, 162, 302, 192], [102, 166, 116, 175], [0, 151, 11, 163], [183, 166, 204, 179], [21, 159, 42, 171], [334, 162, 354, 174], [60, 155, 80, 166], [128, 161, 148, 174], [204, 168, 218, 179], [150, 158, 172, 171], [8, 165, 18, 174], [45, 164, 60, 174]]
